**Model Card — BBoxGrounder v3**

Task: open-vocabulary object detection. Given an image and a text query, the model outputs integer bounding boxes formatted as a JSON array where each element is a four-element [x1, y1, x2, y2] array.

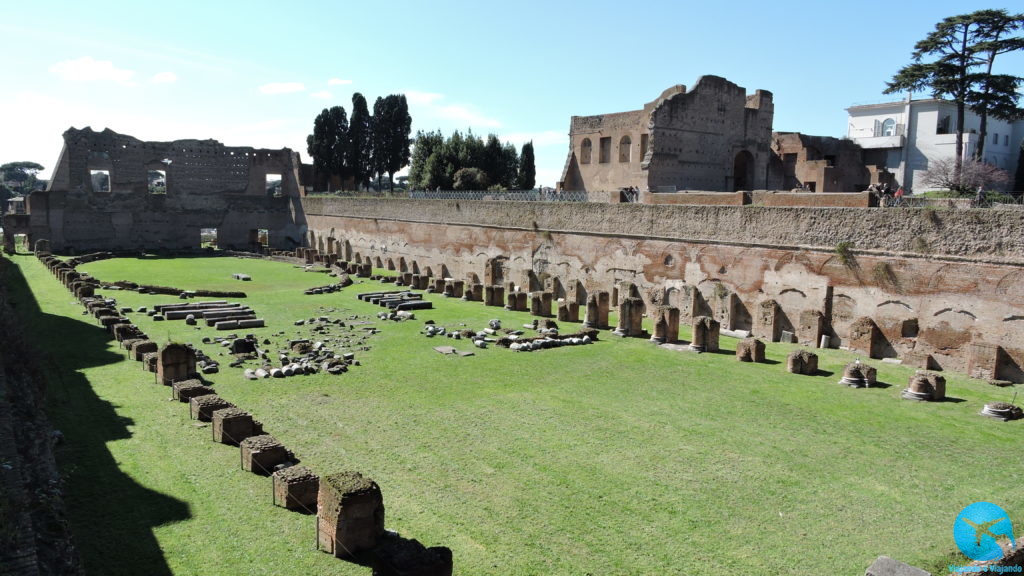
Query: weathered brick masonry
[[303, 197, 1024, 380]]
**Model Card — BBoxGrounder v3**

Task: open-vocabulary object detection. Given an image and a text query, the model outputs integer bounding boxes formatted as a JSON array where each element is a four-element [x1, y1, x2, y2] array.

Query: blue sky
[[2, 0, 1022, 186]]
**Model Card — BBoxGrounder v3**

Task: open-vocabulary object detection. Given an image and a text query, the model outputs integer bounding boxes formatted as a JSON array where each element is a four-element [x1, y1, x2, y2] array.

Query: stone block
[[613, 297, 645, 337], [131, 340, 159, 361], [212, 406, 256, 444], [662, 307, 680, 344], [651, 313, 668, 343], [530, 292, 552, 317], [799, 309, 825, 347], [736, 338, 765, 362], [484, 285, 504, 307], [189, 394, 233, 421], [691, 316, 720, 352], [786, 350, 819, 375], [848, 316, 884, 359], [864, 556, 931, 576], [557, 301, 579, 323], [967, 341, 1006, 381], [901, 351, 935, 370], [584, 291, 610, 329], [171, 379, 214, 402], [157, 343, 197, 386], [273, 465, 320, 510], [757, 299, 781, 341], [240, 434, 292, 475], [317, 471, 385, 558], [142, 352, 158, 373]]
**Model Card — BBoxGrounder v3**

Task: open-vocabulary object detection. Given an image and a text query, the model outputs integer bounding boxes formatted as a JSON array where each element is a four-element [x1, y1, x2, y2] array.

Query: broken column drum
[[839, 360, 877, 388]]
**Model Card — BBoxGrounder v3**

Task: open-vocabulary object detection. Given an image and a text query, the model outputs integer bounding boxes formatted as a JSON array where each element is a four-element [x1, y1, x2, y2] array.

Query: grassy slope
[[9, 253, 1023, 575]]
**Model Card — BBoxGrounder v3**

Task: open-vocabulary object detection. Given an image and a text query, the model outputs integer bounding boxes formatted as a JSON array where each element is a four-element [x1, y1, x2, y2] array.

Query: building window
[[619, 135, 631, 163], [640, 134, 649, 158], [993, 133, 999, 145], [937, 115, 951, 134], [881, 118, 896, 137], [90, 169, 111, 193], [580, 138, 592, 164], [1006, 135, 1010, 146], [599, 137, 611, 163]]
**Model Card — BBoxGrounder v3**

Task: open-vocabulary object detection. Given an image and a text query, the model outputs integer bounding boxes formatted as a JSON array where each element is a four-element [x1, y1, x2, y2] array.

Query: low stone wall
[[641, 191, 748, 206], [301, 197, 1024, 381], [751, 191, 875, 208], [300, 197, 1024, 263]]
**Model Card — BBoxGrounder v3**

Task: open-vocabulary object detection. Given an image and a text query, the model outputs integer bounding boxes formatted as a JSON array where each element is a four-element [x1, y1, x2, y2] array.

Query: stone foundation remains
[[317, 471, 385, 558]]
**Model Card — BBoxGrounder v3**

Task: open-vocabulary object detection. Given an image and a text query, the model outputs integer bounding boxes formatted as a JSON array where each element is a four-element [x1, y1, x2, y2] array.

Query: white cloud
[[49, 56, 136, 86], [310, 90, 332, 99], [327, 78, 352, 86], [404, 90, 501, 128], [150, 71, 177, 84], [259, 82, 305, 94], [404, 90, 444, 106]]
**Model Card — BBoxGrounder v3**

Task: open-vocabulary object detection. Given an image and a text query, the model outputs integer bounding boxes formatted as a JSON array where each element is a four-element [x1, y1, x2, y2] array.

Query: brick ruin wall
[[302, 197, 1024, 381], [8, 190, 308, 252], [2, 127, 308, 252], [646, 77, 773, 192]]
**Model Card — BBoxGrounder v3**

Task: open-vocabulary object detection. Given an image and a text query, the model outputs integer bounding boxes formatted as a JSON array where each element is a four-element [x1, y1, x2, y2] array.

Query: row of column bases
[[293, 250, 710, 345], [36, 250, 454, 576]]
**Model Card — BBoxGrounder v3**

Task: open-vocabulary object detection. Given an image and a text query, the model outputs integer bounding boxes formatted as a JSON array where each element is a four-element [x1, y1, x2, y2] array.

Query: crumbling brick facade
[[559, 76, 774, 194], [2, 127, 309, 253]]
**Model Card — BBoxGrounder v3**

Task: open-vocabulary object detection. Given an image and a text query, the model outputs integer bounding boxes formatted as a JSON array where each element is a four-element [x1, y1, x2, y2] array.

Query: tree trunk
[[955, 100, 965, 189], [975, 50, 998, 162]]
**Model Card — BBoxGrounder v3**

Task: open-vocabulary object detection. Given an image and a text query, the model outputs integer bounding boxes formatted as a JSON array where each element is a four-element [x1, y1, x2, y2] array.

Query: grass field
[[5, 252, 1022, 575]]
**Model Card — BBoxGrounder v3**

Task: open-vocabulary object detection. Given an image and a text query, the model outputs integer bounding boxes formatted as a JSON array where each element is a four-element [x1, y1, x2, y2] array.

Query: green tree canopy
[[347, 93, 372, 190], [407, 131, 522, 191], [306, 106, 349, 190], [1, 161, 45, 191], [517, 141, 536, 190], [884, 9, 1023, 180], [409, 130, 444, 189], [370, 94, 412, 193], [453, 167, 488, 190]]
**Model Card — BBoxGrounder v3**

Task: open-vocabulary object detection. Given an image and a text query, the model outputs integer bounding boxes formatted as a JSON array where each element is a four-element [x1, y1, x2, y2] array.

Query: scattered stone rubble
[[358, 290, 433, 311]]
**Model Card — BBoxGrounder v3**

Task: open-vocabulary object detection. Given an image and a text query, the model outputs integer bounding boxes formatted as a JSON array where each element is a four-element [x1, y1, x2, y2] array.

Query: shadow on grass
[[3, 257, 190, 576], [815, 370, 835, 377], [335, 533, 453, 574]]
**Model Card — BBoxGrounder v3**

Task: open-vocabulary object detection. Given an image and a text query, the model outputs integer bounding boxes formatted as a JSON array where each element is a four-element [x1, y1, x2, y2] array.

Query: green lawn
[[5, 253, 1021, 575]]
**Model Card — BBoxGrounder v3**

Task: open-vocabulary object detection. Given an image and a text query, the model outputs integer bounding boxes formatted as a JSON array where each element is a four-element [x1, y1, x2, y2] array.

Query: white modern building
[[847, 96, 1024, 192]]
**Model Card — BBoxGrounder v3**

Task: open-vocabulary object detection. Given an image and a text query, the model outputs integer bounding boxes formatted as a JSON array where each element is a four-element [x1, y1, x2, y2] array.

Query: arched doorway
[[733, 150, 754, 191]]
